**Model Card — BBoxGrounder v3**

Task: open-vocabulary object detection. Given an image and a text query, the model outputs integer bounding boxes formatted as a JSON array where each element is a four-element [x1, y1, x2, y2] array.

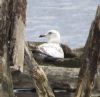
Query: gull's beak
[[39, 34, 46, 38]]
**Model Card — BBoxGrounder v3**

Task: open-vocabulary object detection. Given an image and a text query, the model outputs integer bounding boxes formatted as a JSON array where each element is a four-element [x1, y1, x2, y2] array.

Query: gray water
[[25, 0, 100, 48]]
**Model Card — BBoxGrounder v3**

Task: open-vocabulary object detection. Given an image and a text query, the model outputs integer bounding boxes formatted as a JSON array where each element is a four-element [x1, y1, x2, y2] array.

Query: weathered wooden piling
[[0, 0, 14, 97], [8, 0, 27, 72], [24, 44, 55, 97], [74, 5, 100, 97], [0, 0, 27, 96]]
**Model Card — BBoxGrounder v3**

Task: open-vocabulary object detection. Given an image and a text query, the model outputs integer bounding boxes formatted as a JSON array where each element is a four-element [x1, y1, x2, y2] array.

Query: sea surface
[[25, 0, 100, 48]]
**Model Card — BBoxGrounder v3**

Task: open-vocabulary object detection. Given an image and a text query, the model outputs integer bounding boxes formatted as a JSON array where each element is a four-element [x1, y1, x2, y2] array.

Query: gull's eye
[[48, 32, 52, 35]]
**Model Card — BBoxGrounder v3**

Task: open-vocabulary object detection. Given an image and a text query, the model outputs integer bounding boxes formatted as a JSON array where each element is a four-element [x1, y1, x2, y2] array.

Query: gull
[[37, 30, 64, 59]]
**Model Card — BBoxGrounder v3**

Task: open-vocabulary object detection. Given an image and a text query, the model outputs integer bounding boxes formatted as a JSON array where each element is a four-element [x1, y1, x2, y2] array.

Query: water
[[25, 0, 100, 48]]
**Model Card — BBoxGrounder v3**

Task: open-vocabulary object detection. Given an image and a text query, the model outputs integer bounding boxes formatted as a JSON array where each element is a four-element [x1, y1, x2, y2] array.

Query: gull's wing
[[38, 43, 64, 58]]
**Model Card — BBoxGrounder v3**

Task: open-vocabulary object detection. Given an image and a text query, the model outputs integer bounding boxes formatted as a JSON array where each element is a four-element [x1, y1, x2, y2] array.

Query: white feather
[[38, 30, 64, 58]]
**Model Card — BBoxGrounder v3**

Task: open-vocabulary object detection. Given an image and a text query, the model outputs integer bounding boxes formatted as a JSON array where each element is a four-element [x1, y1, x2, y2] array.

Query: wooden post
[[24, 44, 55, 97], [8, 0, 27, 72], [0, 0, 27, 96], [74, 6, 100, 97], [0, 0, 14, 97]]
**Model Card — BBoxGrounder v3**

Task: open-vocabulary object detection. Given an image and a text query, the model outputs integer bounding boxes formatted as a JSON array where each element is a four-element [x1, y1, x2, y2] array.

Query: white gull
[[37, 30, 64, 58]]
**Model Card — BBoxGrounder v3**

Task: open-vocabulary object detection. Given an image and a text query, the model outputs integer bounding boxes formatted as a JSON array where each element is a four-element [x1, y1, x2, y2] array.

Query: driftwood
[[36, 57, 81, 68], [13, 66, 100, 92], [24, 44, 55, 97], [12, 44, 84, 91], [13, 66, 79, 90], [74, 6, 100, 97]]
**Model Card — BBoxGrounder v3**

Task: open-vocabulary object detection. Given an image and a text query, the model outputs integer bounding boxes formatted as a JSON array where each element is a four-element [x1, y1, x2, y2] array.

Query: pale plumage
[[38, 30, 64, 58]]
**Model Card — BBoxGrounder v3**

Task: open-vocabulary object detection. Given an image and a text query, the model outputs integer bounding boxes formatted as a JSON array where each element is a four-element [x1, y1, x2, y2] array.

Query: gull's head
[[39, 30, 61, 43]]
